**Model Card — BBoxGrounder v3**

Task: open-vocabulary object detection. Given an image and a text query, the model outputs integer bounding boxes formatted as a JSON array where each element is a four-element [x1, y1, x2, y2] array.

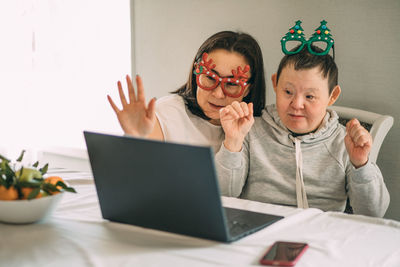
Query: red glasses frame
[[193, 53, 250, 98]]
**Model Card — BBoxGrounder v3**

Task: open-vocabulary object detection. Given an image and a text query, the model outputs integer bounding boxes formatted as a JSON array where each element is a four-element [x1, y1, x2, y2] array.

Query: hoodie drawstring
[[295, 138, 309, 209]]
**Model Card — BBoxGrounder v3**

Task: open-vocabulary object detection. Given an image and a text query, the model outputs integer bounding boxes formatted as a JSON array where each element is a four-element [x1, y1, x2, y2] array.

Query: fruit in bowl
[[0, 150, 76, 223]]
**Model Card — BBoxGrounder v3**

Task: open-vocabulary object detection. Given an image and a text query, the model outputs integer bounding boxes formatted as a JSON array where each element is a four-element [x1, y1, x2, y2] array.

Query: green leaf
[[27, 187, 40, 200], [17, 181, 41, 188], [55, 180, 67, 188], [4, 164, 16, 186], [32, 161, 39, 168], [55, 181, 77, 193], [0, 154, 10, 162], [16, 150, 26, 162], [5, 176, 14, 187], [43, 183, 59, 192], [33, 177, 44, 182], [0, 177, 7, 187], [63, 187, 77, 193], [39, 163, 48, 175]]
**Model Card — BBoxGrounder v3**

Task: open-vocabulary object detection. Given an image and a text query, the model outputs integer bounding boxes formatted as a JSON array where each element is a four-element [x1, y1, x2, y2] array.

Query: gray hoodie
[[215, 104, 390, 217]]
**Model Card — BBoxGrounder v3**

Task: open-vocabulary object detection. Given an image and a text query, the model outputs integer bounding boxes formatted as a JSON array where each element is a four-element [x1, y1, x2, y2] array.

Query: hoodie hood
[[261, 104, 340, 145]]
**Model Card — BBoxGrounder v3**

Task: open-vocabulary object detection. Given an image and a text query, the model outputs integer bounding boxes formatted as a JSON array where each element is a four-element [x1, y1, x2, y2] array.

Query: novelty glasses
[[193, 53, 250, 98], [281, 20, 335, 58]]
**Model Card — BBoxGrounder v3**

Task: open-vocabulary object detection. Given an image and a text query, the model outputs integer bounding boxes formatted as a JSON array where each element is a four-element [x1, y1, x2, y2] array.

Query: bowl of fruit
[[0, 150, 76, 224]]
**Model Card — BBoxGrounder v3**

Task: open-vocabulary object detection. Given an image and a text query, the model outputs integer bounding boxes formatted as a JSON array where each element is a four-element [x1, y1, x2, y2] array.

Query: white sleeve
[[215, 141, 249, 197]]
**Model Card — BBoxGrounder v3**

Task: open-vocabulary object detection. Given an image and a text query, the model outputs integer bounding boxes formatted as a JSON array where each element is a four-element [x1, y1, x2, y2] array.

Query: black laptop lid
[[84, 131, 230, 241]]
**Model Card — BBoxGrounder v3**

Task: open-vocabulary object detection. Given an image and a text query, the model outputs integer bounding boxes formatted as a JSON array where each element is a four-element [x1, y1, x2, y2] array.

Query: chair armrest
[[369, 115, 394, 163], [330, 106, 394, 163]]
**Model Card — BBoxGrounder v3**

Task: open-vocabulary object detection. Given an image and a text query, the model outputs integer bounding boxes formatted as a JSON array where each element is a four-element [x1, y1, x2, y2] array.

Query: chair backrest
[[330, 106, 394, 163], [329, 106, 393, 214]]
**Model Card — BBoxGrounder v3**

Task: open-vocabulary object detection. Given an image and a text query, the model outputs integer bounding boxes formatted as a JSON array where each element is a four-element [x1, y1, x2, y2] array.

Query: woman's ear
[[328, 85, 341, 106], [271, 73, 278, 93]]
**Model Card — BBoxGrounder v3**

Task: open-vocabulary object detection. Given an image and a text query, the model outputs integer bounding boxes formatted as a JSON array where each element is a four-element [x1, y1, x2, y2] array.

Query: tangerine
[[20, 187, 44, 199], [0, 185, 19, 200], [45, 176, 65, 194]]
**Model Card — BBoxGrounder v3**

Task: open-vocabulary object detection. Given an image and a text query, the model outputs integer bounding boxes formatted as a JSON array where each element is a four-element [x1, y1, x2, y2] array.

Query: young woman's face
[[272, 64, 340, 134], [196, 49, 251, 125]]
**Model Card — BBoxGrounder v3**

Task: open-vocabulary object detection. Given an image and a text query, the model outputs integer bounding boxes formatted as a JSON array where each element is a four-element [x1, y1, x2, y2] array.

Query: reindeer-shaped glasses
[[193, 53, 250, 98]]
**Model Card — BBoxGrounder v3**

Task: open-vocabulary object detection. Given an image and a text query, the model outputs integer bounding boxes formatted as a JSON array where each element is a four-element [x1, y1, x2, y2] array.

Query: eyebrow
[[210, 69, 234, 79], [286, 82, 320, 92]]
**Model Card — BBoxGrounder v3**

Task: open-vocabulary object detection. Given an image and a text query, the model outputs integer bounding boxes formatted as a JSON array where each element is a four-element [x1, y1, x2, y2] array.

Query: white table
[[1, 169, 400, 267]]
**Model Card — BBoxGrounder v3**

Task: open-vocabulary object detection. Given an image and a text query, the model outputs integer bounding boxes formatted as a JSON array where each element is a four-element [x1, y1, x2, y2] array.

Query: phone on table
[[259, 241, 308, 266]]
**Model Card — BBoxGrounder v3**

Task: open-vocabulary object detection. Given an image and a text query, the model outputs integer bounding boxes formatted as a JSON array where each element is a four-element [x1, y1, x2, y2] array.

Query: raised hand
[[344, 118, 372, 168], [107, 75, 156, 137], [219, 101, 254, 152]]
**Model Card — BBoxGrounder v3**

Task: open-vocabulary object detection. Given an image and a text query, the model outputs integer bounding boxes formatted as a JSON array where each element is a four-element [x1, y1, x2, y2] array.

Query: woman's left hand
[[344, 118, 372, 168], [219, 101, 254, 152]]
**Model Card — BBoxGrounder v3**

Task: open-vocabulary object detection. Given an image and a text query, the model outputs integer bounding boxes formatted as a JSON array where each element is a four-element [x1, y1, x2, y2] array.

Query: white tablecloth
[[1, 169, 400, 267]]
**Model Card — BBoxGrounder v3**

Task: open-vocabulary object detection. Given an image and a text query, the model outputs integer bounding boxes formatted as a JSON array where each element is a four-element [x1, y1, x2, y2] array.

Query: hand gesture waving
[[344, 118, 372, 168], [219, 101, 254, 152], [108, 75, 157, 137]]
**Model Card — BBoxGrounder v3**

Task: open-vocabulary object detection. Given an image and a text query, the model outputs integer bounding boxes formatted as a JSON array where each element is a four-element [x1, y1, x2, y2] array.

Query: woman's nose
[[212, 84, 225, 99]]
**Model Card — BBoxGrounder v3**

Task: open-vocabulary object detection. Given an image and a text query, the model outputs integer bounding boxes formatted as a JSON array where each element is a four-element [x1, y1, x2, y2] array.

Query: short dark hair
[[276, 45, 338, 94], [173, 31, 266, 119]]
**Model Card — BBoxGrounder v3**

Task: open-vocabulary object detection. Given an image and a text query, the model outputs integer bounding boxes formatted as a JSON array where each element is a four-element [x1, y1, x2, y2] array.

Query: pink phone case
[[259, 241, 309, 266]]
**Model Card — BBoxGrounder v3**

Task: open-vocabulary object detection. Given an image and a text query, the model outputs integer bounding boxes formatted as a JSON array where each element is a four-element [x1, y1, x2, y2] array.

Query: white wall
[[131, 0, 400, 220]]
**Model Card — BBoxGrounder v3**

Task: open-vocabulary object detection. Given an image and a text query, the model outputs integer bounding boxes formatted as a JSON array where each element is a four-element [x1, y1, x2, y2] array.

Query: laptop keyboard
[[224, 207, 283, 240]]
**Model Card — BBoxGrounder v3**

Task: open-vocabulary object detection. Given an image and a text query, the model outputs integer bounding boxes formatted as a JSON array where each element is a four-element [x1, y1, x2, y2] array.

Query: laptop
[[84, 131, 283, 242]]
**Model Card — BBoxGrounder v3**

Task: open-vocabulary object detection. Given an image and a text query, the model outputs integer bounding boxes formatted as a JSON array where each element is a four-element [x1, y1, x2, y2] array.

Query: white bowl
[[0, 193, 63, 224]]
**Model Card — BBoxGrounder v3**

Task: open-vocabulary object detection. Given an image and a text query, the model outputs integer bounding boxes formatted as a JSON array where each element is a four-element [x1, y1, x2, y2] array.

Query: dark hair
[[172, 31, 266, 119], [276, 45, 338, 94]]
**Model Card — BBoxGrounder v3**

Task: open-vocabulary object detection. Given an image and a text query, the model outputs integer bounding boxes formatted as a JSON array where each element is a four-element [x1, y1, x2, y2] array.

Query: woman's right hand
[[107, 75, 157, 137], [219, 101, 254, 152]]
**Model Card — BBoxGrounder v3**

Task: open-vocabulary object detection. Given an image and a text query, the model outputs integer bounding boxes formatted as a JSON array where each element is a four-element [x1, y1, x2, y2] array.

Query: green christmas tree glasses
[[281, 20, 334, 57]]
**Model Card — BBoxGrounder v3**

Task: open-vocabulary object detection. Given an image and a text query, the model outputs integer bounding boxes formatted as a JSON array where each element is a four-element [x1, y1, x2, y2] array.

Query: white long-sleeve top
[[155, 94, 224, 153]]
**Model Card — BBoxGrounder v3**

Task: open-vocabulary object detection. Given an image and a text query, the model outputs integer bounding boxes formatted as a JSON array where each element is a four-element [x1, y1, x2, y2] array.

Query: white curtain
[[0, 0, 131, 160]]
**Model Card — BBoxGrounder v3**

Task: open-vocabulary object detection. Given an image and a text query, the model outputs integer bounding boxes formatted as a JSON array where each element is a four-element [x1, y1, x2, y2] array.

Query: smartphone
[[259, 241, 308, 266]]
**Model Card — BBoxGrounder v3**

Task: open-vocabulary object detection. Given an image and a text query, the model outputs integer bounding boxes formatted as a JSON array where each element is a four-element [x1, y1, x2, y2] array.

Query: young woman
[[108, 31, 266, 152]]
